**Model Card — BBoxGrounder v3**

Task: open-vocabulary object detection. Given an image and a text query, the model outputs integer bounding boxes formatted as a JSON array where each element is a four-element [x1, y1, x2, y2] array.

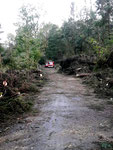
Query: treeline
[[0, 0, 113, 70], [0, 5, 41, 71], [44, 0, 113, 62]]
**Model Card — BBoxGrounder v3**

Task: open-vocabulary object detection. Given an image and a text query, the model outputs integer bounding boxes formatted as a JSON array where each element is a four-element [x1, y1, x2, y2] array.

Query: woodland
[[0, 0, 113, 123]]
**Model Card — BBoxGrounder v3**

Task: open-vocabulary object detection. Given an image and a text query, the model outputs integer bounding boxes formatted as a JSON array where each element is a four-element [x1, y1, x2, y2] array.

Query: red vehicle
[[45, 61, 54, 68]]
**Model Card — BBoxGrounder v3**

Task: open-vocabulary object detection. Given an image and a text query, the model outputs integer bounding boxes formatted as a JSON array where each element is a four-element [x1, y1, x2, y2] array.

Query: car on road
[[45, 61, 54, 68]]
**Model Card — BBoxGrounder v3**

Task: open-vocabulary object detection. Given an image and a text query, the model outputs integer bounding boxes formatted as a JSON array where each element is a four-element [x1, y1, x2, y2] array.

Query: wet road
[[0, 68, 113, 150]]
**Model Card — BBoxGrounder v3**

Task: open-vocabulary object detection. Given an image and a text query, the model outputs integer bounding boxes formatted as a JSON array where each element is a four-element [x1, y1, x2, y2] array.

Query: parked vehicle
[[45, 61, 54, 68]]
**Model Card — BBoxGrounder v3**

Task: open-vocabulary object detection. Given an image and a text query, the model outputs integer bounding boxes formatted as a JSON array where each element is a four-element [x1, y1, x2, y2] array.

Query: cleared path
[[0, 68, 113, 150]]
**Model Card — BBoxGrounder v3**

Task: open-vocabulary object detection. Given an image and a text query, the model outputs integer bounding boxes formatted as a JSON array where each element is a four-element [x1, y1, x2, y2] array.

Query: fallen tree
[[59, 55, 96, 75], [0, 68, 45, 123], [59, 52, 113, 98]]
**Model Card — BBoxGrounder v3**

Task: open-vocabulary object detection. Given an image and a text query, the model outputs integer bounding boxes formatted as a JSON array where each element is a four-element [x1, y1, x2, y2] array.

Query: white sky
[[0, 0, 96, 42]]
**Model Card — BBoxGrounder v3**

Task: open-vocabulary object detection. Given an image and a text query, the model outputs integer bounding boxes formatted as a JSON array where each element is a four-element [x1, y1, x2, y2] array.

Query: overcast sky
[[0, 0, 96, 42]]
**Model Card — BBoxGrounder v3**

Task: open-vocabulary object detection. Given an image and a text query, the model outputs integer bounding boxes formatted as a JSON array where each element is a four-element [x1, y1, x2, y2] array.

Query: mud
[[0, 68, 113, 150]]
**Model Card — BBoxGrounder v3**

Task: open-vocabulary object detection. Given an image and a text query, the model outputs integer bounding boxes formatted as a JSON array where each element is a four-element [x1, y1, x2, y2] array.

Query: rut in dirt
[[0, 68, 113, 150]]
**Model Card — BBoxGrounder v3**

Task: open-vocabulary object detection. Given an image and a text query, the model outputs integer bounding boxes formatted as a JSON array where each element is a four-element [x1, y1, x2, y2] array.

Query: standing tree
[[96, 0, 113, 43], [45, 25, 65, 61], [15, 4, 41, 69], [38, 23, 53, 53]]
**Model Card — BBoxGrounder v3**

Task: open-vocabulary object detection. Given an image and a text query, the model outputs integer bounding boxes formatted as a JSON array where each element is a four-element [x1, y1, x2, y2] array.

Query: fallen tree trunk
[[76, 73, 92, 78]]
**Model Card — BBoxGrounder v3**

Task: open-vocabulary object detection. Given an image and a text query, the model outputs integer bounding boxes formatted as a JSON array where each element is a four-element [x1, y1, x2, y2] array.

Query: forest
[[0, 0, 113, 123]]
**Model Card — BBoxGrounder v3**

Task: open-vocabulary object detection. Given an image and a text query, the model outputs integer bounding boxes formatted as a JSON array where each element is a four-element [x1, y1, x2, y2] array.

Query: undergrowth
[[100, 142, 113, 150], [0, 96, 33, 121]]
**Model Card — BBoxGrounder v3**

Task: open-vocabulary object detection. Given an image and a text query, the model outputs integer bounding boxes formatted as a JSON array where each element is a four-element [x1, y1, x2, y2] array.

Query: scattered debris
[[0, 68, 46, 125], [59, 54, 113, 98], [40, 74, 43, 77], [97, 134, 113, 150]]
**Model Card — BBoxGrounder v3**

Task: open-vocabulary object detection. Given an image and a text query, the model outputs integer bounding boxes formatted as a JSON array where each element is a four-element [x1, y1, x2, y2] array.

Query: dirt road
[[0, 68, 113, 150]]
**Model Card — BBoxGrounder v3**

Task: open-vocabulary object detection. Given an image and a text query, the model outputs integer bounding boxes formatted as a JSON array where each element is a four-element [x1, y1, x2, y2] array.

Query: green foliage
[[4, 5, 41, 70], [0, 96, 33, 120], [45, 25, 65, 61], [0, 44, 4, 53], [38, 23, 53, 53], [1, 0, 113, 68], [88, 38, 108, 57], [96, 0, 113, 43], [38, 56, 46, 65], [42, 0, 113, 61], [101, 142, 113, 150]]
